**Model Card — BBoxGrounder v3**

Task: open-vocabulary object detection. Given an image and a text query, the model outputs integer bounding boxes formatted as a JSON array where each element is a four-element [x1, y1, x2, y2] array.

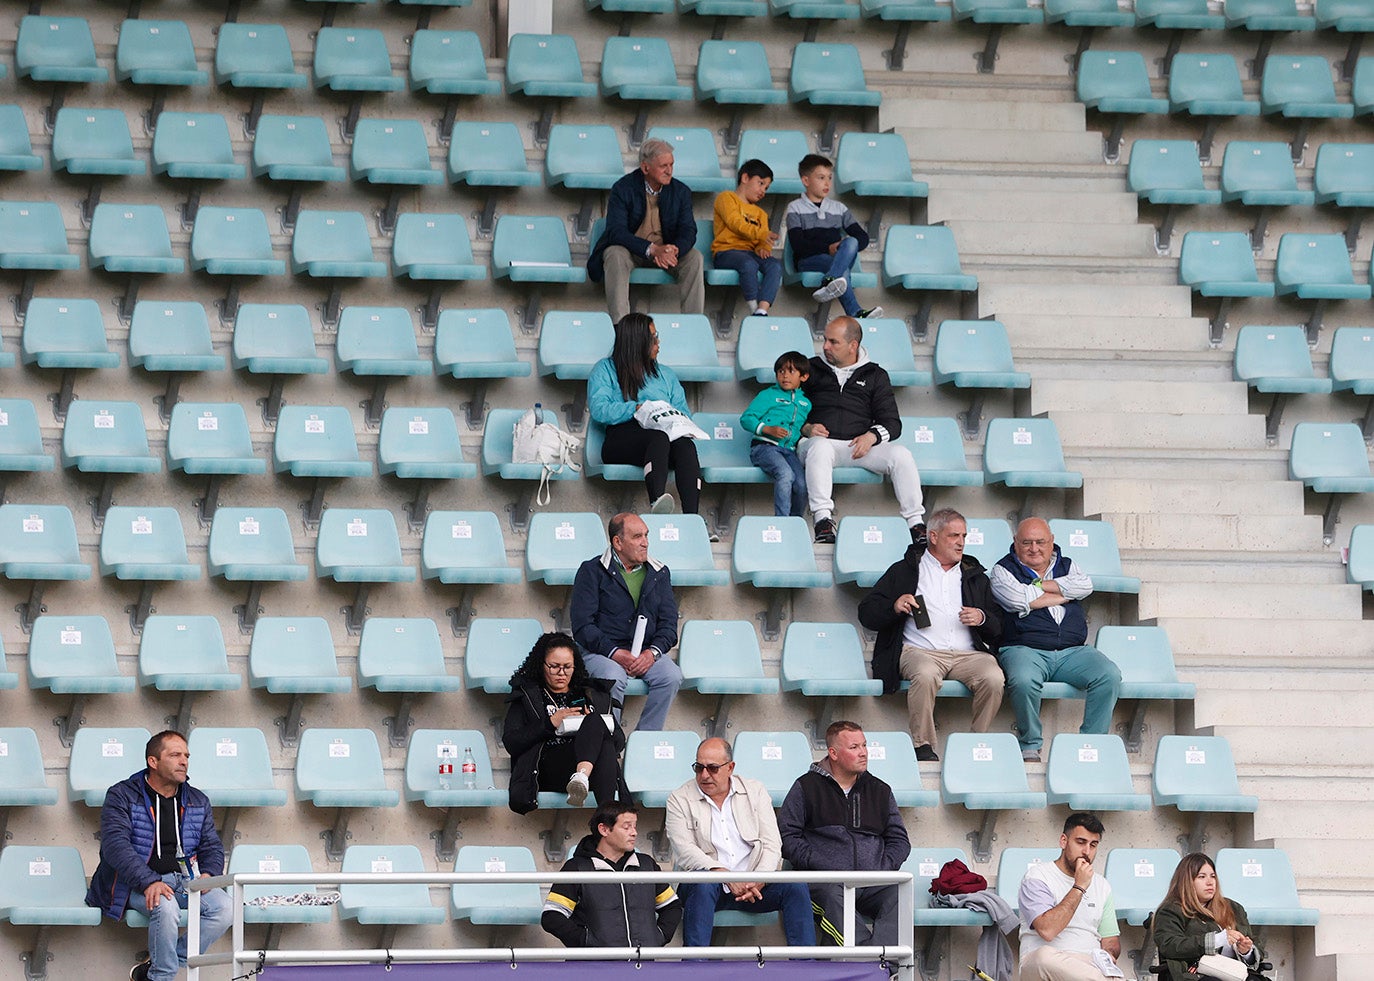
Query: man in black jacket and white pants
[[801, 317, 924, 545]]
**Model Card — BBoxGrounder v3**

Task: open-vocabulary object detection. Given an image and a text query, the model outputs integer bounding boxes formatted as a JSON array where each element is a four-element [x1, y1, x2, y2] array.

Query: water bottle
[[461, 747, 477, 790], [533, 401, 542, 422], [438, 759, 453, 791]]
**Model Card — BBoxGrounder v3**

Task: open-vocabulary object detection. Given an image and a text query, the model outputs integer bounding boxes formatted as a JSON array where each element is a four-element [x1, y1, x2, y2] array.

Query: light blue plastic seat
[[434, 308, 530, 427], [834, 132, 929, 233], [60, 400, 160, 491], [350, 118, 443, 233], [98, 507, 200, 631], [479, 407, 582, 489], [585, 421, 648, 482], [1179, 231, 1276, 344], [0, 201, 79, 292], [651, 313, 731, 383], [944, 732, 1048, 861], [1127, 140, 1223, 251], [404, 730, 503, 843], [21, 297, 120, 419], [983, 418, 1083, 489], [1262, 55, 1353, 124], [788, 45, 880, 148], [732, 730, 815, 805], [464, 618, 544, 692], [731, 516, 831, 588], [735, 130, 807, 197], [491, 215, 586, 294], [601, 37, 691, 147], [215, 22, 305, 91], [771, 0, 860, 19], [252, 115, 346, 229], [1234, 324, 1334, 441], [0, 106, 41, 172], [191, 206, 284, 278], [340, 844, 444, 930], [1104, 848, 1180, 924], [1168, 53, 1260, 159], [1289, 421, 1374, 542], [1153, 734, 1260, 819], [272, 405, 373, 525], [313, 27, 402, 93], [537, 310, 615, 381], [505, 33, 596, 99], [409, 28, 497, 96], [881, 225, 979, 339], [16, 16, 106, 84], [361, 619, 461, 694], [693, 411, 769, 484], [1221, 141, 1316, 249], [1045, 0, 1133, 27], [379, 407, 478, 490], [1095, 625, 1195, 703], [587, 216, 675, 290], [953, 0, 1044, 73], [138, 615, 240, 713], [451, 846, 543, 925], [0, 845, 103, 955], [903, 848, 991, 928], [0, 729, 59, 833], [994, 847, 1062, 913], [735, 315, 815, 382], [421, 510, 522, 586], [1348, 523, 1374, 587], [624, 729, 703, 807], [645, 126, 733, 192], [446, 122, 540, 236], [864, 731, 940, 807], [1137, 0, 1224, 29], [250, 616, 350, 694], [1048, 519, 1140, 593], [116, 19, 205, 87], [0, 506, 91, 627], [1077, 50, 1170, 160], [232, 303, 328, 424], [525, 511, 607, 585], [316, 508, 413, 582], [228, 844, 333, 931], [0, 399, 55, 493], [88, 204, 184, 320], [208, 506, 309, 630], [1214, 848, 1320, 926], [129, 302, 225, 404], [833, 516, 910, 587], [67, 727, 151, 806], [187, 726, 288, 816], [51, 108, 143, 178], [681, 0, 769, 18], [1329, 326, 1374, 398], [678, 620, 779, 711], [392, 213, 486, 330], [1045, 733, 1150, 810], [28, 615, 132, 700], [291, 210, 388, 326], [1227, 0, 1317, 31], [1276, 232, 1372, 342], [781, 620, 881, 697], [336, 307, 432, 426], [638, 513, 728, 586], [782, 235, 879, 302], [695, 39, 786, 111], [545, 124, 626, 193], [933, 319, 1030, 434], [893, 414, 985, 487], [1314, 143, 1374, 251]]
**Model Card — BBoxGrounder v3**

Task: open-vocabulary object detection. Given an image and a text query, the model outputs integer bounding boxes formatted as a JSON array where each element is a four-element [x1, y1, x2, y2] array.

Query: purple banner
[[263, 960, 892, 981]]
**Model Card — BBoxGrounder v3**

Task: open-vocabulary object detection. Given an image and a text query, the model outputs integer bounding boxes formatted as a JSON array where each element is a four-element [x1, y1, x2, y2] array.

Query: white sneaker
[[812, 276, 847, 302], [650, 493, 676, 514], [566, 770, 590, 807]]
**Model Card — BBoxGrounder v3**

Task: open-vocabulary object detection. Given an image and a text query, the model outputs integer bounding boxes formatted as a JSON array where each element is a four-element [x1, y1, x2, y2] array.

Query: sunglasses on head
[[691, 762, 731, 774]]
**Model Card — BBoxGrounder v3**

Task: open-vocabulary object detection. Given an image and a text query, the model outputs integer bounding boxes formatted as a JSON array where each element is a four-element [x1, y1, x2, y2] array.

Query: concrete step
[[1131, 556, 1342, 586], [1260, 803, 1374, 841], [1024, 358, 1232, 381], [882, 97, 1086, 133], [1188, 668, 1374, 694], [1165, 617, 1374, 665], [946, 218, 1156, 258], [1032, 379, 1248, 415], [1141, 582, 1362, 621], [1067, 455, 1291, 483], [1219, 725, 1374, 767], [928, 188, 1138, 225], [1000, 314, 1212, 352], [1083, 478, 1305, 517], [1098, 512, 1324, 551], [1197, 688, 1374, 729], [1051, 410, 1267, 451], [925, 173, 1127, 195], [894, 126, 1106, 166], [977, 282, 1196, 318], [1243, 773, 1374, 801]]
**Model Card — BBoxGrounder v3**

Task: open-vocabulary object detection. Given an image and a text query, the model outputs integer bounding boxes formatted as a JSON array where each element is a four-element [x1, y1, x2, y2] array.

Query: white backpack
[[512, 406, 582, 505]]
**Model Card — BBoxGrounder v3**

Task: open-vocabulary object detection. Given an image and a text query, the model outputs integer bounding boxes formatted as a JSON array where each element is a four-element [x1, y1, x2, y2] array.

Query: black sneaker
[[814, 517, 837, 544], [910, 522, 927, 546], [130, 958, 151, 981], [855, 306, 884, 319], [914, 744, 940, 762]]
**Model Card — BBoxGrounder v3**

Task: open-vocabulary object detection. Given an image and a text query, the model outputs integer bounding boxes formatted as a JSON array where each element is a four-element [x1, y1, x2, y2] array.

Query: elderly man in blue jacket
[[87, 730, 232, 981], [570, 512, 682, 732], [587, 137, 704, 324]]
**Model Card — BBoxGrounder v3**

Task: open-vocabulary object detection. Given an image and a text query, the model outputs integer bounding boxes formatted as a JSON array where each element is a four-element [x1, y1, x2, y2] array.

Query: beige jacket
[[664, 774, 783, 873]]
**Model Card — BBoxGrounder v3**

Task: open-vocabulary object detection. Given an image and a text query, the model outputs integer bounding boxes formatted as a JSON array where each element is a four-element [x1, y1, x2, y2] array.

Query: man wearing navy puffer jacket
[[87, 730, 232, 981]]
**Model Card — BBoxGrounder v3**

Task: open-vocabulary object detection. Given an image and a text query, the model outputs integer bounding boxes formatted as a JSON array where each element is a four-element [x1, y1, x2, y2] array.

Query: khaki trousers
[[898, 644, 1004, 750], [1021, 947, 1116, 980], [602, 245, 705, 324]]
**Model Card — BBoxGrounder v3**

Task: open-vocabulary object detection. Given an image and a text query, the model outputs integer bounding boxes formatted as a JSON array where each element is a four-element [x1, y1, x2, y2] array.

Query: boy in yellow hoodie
[[712, 159, 782, 316]]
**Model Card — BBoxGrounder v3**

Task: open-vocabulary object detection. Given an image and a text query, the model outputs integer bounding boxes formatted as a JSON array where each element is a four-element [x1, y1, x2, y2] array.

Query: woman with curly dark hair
[[502, 631, 628, 814], [1154, 852, 1266, 980]]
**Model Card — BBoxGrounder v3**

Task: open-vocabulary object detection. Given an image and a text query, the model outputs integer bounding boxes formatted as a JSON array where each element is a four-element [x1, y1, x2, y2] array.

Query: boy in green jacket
[[740, 351, 812, 516]]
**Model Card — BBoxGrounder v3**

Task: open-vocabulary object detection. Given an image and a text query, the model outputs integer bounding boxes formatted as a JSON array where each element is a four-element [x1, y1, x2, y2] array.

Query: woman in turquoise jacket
[[588, 312, 702, 515]]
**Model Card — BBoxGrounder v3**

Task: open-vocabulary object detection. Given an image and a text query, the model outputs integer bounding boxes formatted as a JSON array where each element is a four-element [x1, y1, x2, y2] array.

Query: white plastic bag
[[634, 400, 710, 441]]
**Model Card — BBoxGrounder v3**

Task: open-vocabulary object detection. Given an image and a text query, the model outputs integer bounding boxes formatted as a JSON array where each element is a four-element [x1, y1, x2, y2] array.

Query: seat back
[[61, 400, 156, 468], [215, 22, 301, 87], [0, 845, 102, 925], [404, 728, 498, 798], [790, 42, 872, 104], [51, 108, 140, 173], [315, 509, 409, 579], [1104, 848, 1180, 924], [0, 200, 77, 268], [152, 112, 239, 177], [358, 617, 447, 687], [130, 302, 219, 369], [638, 513, 723, 584], [862, 730, 935, 803], [545, 124, 624, 188], [983, 418, 1072, 478], [339, 844, 436, 916], [895, 416, 981, 483], [624, 729, 702, 806], [1178, 231, 1263, 287], [1128, 140, 1207, 194], [248, 616, 341, 683], [434, 309, 527, 377], [138, 615, 234, 686], [252, 115, 341, 179], [0, 399, 52, 470], [463, 618, 545, 692], [351, 119, 436, 182], [1077, 50, 1154, 104], [207, 507, 306, 580], [650, 312, 728, 381], [859, 319, 921, 385], [902, 848, 975, 911], [736, 130, 808, 196], [834, 515, 911, 586], [190, 207, 279, 276], [692, 411, 763, 475], [228, 844, 323, 908], [492, 215, 576, 272], [22, 298, 112, 367], [273, 406, 364, 468], [99, 506, 196, 578], [1221, 141, 1301, 196], [378, 406, 468, 475], [1153, 734, 1247, 798], [335, 307, 427, 375], [292, 210, 383, 272], [1046, 733, 1139, 797], [835, 131, 918, 196], [89, 204, 180, 271], [1289, 422, 1372, 480], [0, 727, 56, 804], [780, 621, 873, 691], [505, 33, 590, 94], [295, 728, 390, 797], [187, 727, 283, 803], [601, 35, 683, 95], [994, 847, 1062, 913], [17, 15, 105, 82], [934, 318, 1018, 379], [731, 730, 815, 804], [409, 30, 494, 94], [1214, 848, 1318, 923], [420, 510, 516, 582], [1276, 233, 1358, 290], [678, 620, 769, 688], [1047, 519, 1134, 585], [735, 315, 815, 382], [883, 224, 968, 278], [1234, 324, 1320, 383], [313, 28, 397, 90], [1315, 143, 1374, 200], [1168, 53, 1247, 105], [451, 846, 541, 922], [697, 40, 777, 101], [537, 310, 615, 379], [0, 504, 88, 576], [645, 127, 731, 191], [525, 511, 608, 584], [447, 122, 536, 185], [941, 732, 1034, 797], [68, 727, 152, 805], [167, 402, 259, 473], [116, 19, 203, 85], [731, 515, 822, 581], [960, 516, 1012, 570], [392, 213, 481, 278], [1330, 326, 1374, 389], [1262, 54, 1341, 109], [1093, 625, 1189, 689], [233, 303, 323, 370]]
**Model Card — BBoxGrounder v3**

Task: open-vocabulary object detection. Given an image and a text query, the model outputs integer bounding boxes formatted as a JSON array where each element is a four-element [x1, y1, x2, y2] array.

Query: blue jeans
[[999, 644, 1123, 752], [583, 651, 683, 732], [798, 236, 860, 316], [128, 871, 233, 981], [678, 881, 817, 947], [750, 441, 807, 517], [713, 249, 782, 304]]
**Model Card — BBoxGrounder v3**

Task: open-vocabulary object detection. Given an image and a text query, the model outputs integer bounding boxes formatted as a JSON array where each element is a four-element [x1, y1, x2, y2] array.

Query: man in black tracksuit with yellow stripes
[[777, 720, 911, 946]]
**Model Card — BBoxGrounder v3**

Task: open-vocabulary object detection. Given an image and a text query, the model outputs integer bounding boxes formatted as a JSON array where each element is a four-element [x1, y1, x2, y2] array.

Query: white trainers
[[650, 493, 676, 514], [812, 276, 847, 302], [566, 770, 590, 807]]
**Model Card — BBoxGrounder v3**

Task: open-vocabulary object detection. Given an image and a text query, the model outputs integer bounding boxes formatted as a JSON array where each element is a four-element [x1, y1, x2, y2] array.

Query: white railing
[[186, 868, 914, 979]]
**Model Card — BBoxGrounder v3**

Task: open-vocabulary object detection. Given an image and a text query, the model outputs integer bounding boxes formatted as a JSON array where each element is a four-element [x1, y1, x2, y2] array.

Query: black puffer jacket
[[502, 677, 624, 815], [802, 352, 901, 443], [541, 834, 681, 947]]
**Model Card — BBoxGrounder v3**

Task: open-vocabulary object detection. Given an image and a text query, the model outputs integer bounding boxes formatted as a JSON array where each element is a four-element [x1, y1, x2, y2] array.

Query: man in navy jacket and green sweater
[[87, 730, 232, 981]]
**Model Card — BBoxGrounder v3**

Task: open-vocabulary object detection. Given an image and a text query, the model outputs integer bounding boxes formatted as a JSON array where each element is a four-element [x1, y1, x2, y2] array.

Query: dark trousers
[[602, 420, 702, 514], [536, 720, 626, 804], [809, 883, 900, 946]]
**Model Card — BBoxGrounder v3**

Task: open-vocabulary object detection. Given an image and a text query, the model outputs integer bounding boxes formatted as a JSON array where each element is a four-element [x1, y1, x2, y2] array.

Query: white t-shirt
[[902, 550, 976, 651], [1017, 859, 1119, 960]]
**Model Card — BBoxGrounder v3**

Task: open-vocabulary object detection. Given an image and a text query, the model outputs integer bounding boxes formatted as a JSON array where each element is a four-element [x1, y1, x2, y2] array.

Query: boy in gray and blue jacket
[[740, 350, 812, 517]]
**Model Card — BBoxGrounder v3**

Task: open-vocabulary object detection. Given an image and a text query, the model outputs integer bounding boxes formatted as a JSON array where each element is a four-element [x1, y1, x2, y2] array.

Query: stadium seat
[[185, 727, 286, 841], [251, 115, 346, 231], [525, 511, 607, 585], [833, 515, 910, 587], [902, 847, 992, 966], [546, 125, 627, 238], [1048, 519, 1141, 593], [781, 237, 879, 327], [433, 308, 530, 428], [1275, 232, 1373, 343], [1077, 51, 1169, 161], [645, 126, 733, 192], [405, 730, 504, 859], [505, 34, 596, 146], [228, 844, 332, 947], [463, 618, 544, 692], [129, 303, 226, 428], [781, 621, 881, 737], [601, 37, 692, 148], [392, 213, 487, 330], [50, 108, 144, 224], [692, 411, 770, 492], [315, 509, 415, 632], [1214, 848, 1320, 926], [0, 843, 102, 976], [138, 615, 240, 735], [735, 315, 815, 382], [1318, 0, 1374, 80], [983, 418, 1082, 519], [214, 23, 307, 136], [1045, 733, 1151, 811], [350, 119, 443, 233], [28, 615, 133, 745], [0, 200, 79, 321], [0, 399, 55, 505], [1226, 0, 1318, 80], [864, 731, 940, 807], [451, 846, 543, 926], [537, 311, 616, 394], [1044, 0, 1134, 47], [932, 319, 1030, 436], [1178, 231, 1276, 345], [1137, 0, 1226, 76], [335, 307, 432, 426], [272, 405, 373, 527], [1167, 53, 1260, 161], [736, 130, 808, 197], [361, 622, 462, 746], [1127, 140, 1223, 252], [312, 28, 403, 140], [696, 41, 786, 150], [1153, 734, 1260, 852], [379, 407, 477, 527], [116, 20, 207, 129], [492, 215, 587, 333], [67, 727, 152, 806], [408, 30, 499, 144], [87, 203, 184, 322], [584, 421, 644, 485], [0, 728, 58, 842], [834, 132, 928, 241], [1233, 324, 1334, 442], [788, 43, 880, 154], [651, 313, 732, 384], [732, 516, 830, 639], [953, 0, 1044, 74], [1221, 141, 1316, 251], [1104, 848, 1180, 925], [189, 207, 284, 323], [1289, 421, 1374, 542], [60, 400, 160, 523], [252, 618, 352, 750], [1314, 143, 1374, 252], [420, 510, 520, 634], [941, 732, 1048, 861], [1331, 326, 1374, 440], [889, 416, 982, 488], [678, 619, 778, 735], [208, 506, 309, 631], [339, 844, 444, 942], [0, 504, 91, 632], [995, 848, 1065, 913], [0, 105, 41, 173], [881, 225, 979, 339], [231, 303, 329, 424], [624, 729, 703, 809], [854, 319, 926, 389], [17, 15, 106, 129], [732, 730, 815, 805], [98, 505, 200, 632], [480, 408, 582, 526], [290, 210, 388, 327], [639, 513, 728, 587], [446, 122, 540, 237], [1094, 624, 1197, 750], [1355, 56, 1374, 114], [770, 0, 861, 30], [1262, 55, 1354, 163]]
